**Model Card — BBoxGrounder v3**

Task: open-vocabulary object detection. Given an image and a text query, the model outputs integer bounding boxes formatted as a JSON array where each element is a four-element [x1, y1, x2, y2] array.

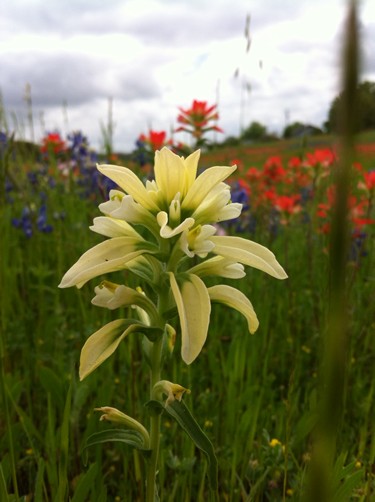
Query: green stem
[[145, 258, 173, 500], [146, 336, 163, 502], [145, 284, 171, 501]]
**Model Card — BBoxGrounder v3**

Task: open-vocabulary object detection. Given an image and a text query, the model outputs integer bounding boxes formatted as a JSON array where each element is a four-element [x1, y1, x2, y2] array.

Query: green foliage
[[282, 121, 323, 139], [83, 429, 151, 461], [0, 134, 374, 500], [326, 80, 375, 133], [151, 398, 218, 492], [240, 121, 268, 141]]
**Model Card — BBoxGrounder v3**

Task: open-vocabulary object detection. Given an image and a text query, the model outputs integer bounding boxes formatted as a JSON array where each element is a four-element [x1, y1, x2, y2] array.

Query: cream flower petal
[[92, 282, 159, 321], [192, 182, 230, 212], [157, 211, 195, 238], [208, 285, 259, 334], [146, 179, 158, 191], [58, 237, 155, 289], [97, 164, 160, 211], [169, 272, 211, 364], [183, 149, 200, 192], [94, 407, 150, 447], [192, 180, 242, 223], [79, 319, 142, 380], [154, 148, 187, 204], [90, 216, 142, 238], [215, 203, 242, 222], [98, 189, 124, 215], [210, 236, 288, 280], [152, 380, 190, 405], [91, 282, 115, 306], [181, 164, 237, 211], [192, 184, 233, 224], [153, 148, 200, 202], [179, 225, 216, 258], [110, 195, 160, 234], [168, 193, 181, 224], [144, 180, 163, 207], [92, 283, 140, 309], [187, 256, 246, 279]]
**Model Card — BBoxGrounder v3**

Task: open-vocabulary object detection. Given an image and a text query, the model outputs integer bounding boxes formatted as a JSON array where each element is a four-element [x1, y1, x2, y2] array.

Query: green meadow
[[1, 130, 374, 501]]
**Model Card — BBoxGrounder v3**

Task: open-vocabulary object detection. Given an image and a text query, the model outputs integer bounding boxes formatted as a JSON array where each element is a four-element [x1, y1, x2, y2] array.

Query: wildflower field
[[1, 125, 374, 501]]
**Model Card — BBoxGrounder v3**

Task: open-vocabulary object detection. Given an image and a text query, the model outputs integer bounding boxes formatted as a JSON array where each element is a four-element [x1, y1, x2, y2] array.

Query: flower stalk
[[59, 146, 287, 497], [146, 336, 164, 502]]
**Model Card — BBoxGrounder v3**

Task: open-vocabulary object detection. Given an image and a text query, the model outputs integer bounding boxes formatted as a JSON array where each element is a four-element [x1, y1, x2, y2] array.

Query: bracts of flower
[[59, 147, 287, 367], [133, 130, 171, 169], [40, 132, 67, 158], [175, 100, 223, 148]]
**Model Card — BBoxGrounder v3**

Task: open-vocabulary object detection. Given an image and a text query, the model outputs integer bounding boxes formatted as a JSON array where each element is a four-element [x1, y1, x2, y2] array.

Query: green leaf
[[38, 366, 66, 411], [332, 454, 365, 502], [164, 399, 218, 492], [294, 411, 318, 444], [0, 464, 9, 502], [71, 462, 99, 502], [141, 325, 165, 342], [144, 399, 165, 416], [82, 429, 151, 465], [333, 467, 364, 501], [34, 458, 45, 502], [55, 384, 72, 502]]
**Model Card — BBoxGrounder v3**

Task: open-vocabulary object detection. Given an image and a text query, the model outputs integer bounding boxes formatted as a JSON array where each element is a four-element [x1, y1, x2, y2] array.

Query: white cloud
[[1, 0, 374, 152]]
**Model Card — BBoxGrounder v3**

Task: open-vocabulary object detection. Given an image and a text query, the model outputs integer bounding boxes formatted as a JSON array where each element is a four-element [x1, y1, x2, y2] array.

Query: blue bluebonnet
[[133, 138, 152, 167], [0, 131, 7, 152], [231, 182, 249, 210], [12, 202, 54, 237], [269, 207, 281, 238], [350, 231, 368, 262], [76, 165, 117, 200], [67, 130, 117, 200], [8, 130, 116, 239], [300, 186, 314, 204], [12, 206, 34, 238], [67, 131, 98, 168], [36, 203, 53, 233], [221, 181, 252, 234], [5, 177, 13, 194], [1, 132, 16, 202]]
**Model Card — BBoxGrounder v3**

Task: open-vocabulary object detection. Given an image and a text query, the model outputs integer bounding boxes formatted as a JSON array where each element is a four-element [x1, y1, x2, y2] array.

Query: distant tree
[[283, 122, 323, 139], [215, 136, 241, 148], [241, 121, 268, 141], [326, 80, 375, 133]]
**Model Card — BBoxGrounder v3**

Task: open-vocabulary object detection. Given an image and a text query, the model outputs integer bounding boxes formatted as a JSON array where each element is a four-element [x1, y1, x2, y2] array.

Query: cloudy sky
[[1, 0, 374, 152]]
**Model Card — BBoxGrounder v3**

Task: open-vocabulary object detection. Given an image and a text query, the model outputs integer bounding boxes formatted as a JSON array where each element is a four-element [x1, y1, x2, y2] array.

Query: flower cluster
[[134, 130, 171, 168], [219, 147, 374, 243], [175, 100, 223, 147], [59, 148, 287, 374], [67, 131, 98, 169], [138, 130, 169, 152], [40, 132, 67, 156], [12, 202, 53, 238]]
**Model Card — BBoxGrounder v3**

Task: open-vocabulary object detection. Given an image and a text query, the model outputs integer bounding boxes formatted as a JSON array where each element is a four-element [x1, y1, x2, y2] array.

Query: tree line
[[219, 80, 375, 146]]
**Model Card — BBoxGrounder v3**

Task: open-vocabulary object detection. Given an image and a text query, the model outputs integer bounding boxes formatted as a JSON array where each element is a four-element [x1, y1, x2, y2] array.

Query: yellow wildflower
[[269, 438, 282, 448]]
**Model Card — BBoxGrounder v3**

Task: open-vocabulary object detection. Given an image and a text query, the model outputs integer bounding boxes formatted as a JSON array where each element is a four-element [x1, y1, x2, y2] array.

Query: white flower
[[60, 147, 287, 367]]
